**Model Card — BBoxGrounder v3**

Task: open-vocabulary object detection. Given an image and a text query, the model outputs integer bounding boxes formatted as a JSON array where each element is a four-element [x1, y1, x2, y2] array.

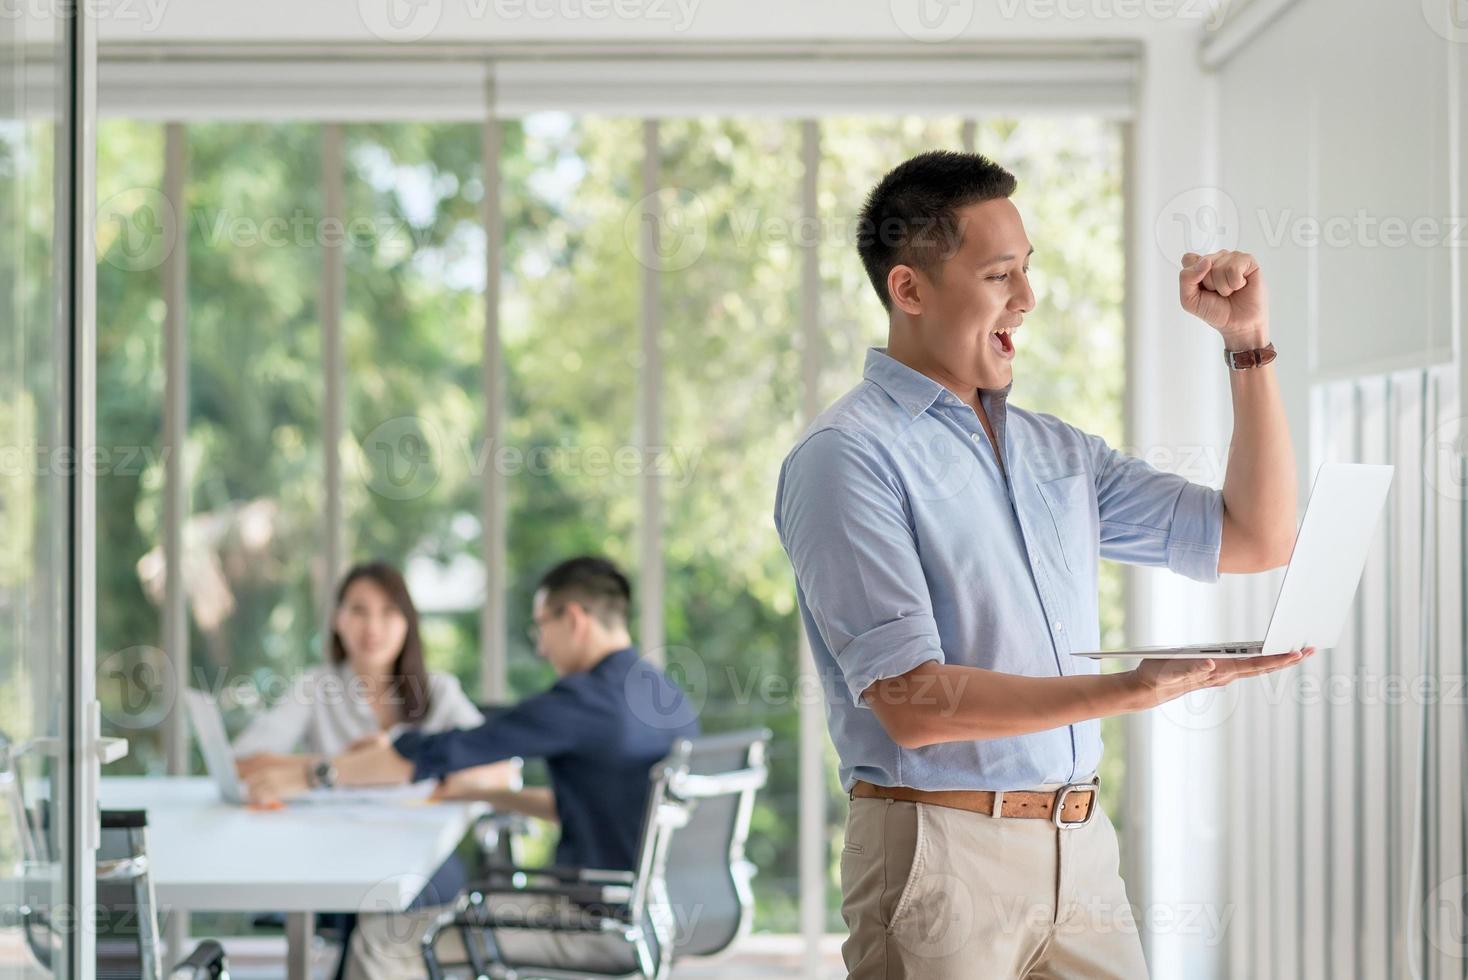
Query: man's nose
[[1011, 278, 1035, 313]]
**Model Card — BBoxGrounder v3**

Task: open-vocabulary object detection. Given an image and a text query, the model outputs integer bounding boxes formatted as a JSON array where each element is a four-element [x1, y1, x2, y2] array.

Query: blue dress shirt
[[392, 646, 699, 871], [774, 348, 1223, 792]]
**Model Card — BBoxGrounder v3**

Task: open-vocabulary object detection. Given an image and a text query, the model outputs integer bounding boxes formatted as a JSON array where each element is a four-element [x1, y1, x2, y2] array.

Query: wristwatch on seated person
[[308, 757, 337, 789], [1224, 341, 1277, 370]]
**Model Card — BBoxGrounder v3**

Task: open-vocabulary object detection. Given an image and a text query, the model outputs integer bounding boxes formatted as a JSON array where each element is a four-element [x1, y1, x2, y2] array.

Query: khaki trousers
[[840, 792, 1150, 979]]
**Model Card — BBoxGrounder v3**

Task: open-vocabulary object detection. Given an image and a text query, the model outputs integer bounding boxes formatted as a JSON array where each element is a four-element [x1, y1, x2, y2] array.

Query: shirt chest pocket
[[1037, 473, 1094, 575]]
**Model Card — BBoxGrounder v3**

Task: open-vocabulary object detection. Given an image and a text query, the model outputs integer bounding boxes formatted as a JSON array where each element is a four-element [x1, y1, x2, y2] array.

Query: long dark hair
[[329, 561, 430, 725]]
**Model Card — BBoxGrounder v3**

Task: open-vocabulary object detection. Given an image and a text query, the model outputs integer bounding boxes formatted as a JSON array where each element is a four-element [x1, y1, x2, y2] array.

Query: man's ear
[[563, 601, 589, 637], [887, 264, 924, 317]]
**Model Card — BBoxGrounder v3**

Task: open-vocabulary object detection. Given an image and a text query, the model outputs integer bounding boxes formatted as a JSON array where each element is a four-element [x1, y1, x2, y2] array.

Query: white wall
[[98, 0, 1230, 43], [1213, 1, 1465, 978]]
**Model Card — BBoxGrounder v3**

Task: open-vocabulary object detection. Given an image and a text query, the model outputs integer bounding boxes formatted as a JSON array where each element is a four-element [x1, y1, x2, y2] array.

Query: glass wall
[[1, 5, 85, 978], [92, 111, 1128, 935], [657, 117, 810, 925]]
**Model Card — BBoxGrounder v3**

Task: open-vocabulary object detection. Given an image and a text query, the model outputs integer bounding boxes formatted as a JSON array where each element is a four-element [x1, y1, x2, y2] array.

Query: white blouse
[[230, 663, 485, 759]]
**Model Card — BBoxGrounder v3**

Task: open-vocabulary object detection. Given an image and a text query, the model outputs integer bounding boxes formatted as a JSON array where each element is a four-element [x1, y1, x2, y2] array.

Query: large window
[[343, 122, 488, 688], [94, 108, 1128, 936], [500, 115, 644, 699], [656, 117, 810, 925], [181, 123, 327, 725], [96, 119, 168, 773]]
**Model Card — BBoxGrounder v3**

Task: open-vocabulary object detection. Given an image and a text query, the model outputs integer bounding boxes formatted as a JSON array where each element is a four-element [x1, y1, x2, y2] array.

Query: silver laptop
[[1073, 461, 1394, 660], [183, 688, 248, 803]]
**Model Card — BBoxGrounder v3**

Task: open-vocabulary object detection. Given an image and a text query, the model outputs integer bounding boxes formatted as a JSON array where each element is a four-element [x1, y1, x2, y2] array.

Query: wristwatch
[[310, 758, 338, 789], [1224, 341, 1277, 370]]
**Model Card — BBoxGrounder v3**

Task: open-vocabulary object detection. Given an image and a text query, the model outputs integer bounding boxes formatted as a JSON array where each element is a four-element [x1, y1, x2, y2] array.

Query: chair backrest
[[647, 728, 771, 961], [94, 809, 163, 980]]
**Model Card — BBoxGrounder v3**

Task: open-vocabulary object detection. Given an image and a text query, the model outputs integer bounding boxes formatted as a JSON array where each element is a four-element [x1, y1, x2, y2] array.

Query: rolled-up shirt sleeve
[[1084, 431, 1224, 583], [775, 427, 946, 706]]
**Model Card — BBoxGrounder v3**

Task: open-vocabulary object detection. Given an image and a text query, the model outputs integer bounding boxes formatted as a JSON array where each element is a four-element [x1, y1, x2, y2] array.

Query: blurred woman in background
[[233, 560, 493, 763], [233, 560, 516, 977]]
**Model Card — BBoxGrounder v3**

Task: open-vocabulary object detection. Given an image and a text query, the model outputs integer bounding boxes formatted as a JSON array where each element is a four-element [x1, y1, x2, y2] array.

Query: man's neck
[[883, 338, 1001, 464], [884, 337, 982, 414], [572, 638, 632, 675]]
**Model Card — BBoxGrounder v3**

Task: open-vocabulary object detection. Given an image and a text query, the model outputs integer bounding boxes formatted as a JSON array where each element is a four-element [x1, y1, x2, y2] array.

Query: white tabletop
[[99, 777, 486, 913]]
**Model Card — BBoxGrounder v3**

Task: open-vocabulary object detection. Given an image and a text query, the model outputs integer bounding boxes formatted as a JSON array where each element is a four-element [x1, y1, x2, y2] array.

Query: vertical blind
[[1227, 362, 1464, 979]]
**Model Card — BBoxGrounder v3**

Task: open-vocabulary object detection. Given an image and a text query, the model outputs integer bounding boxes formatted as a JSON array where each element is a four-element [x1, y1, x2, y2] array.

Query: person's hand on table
[[236, 752, 305, 780], [243, 757, 312, 806], [345, 733, 390, 753], [334, 735, 415, 787], [1131, 646, 1315, 707], [429, 761, 522, 802]]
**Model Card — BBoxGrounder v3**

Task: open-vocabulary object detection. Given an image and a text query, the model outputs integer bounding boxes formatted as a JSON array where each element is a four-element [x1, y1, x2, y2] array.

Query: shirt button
[[1053, 621, 1065, 633], [970, 432, 983, 443]]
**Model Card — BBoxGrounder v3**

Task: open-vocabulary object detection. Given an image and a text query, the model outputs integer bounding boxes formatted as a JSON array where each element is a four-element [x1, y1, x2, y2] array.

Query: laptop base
[[1072, 642, 1264, 660]]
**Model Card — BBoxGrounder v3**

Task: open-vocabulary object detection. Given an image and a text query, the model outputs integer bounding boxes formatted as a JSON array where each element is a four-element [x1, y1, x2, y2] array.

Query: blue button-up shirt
[[392, 646, 699, 870], [774, 348, 1223, 792]]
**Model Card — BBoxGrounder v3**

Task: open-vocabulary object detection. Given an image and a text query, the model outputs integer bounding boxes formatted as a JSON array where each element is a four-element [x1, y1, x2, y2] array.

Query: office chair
[[1, 730, 230, 980], [421, 728, 771, 980]]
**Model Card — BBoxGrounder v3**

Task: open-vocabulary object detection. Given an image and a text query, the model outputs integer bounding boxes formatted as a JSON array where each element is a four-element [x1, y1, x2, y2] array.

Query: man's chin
[[976, 363, 1013, 391]]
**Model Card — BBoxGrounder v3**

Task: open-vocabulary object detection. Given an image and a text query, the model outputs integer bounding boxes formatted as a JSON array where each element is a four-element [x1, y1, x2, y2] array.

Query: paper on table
[[291, 781, 438, 805]]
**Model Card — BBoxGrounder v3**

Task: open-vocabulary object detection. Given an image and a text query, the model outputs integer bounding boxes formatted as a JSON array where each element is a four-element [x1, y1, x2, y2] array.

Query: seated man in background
[[245, 555, 701, 979]]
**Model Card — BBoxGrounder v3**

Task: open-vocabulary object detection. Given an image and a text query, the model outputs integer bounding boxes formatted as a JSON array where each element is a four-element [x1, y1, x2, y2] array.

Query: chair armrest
[[456, 900, 630, 932], [472, 811, 530, 858], [474, 811, 531, 831], [473, 865, 635, 887], [470, 879, 634, 908], [167, 939, 227, 980]]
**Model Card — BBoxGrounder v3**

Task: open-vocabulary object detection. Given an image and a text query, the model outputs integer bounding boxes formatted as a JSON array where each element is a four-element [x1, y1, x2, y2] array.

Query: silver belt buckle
[[1052, 781, 1098, 829]]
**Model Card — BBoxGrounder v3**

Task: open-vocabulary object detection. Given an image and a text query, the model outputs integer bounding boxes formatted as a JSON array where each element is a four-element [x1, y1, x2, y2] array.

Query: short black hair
[[537, 556, 632, 628], [856, 150, 1018, 311]]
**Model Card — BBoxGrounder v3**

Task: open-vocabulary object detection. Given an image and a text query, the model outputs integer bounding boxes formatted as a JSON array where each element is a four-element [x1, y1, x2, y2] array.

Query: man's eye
[[988, 274, 1008, 282]]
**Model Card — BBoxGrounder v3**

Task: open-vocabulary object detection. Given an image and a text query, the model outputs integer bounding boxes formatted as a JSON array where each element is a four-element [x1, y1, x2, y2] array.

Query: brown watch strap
[[1224, 341, 1277, 370]]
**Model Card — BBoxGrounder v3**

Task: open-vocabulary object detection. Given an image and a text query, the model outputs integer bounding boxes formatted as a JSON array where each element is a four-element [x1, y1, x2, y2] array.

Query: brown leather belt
[[852, 779, 1100, 828]]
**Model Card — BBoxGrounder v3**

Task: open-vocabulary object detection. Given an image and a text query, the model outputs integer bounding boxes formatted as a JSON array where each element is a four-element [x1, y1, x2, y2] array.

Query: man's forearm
[[476, 787, 558, 823], [865, 661, 1150, 749], [1219, 321, 1297, 572], [332, 743, 415, 786]]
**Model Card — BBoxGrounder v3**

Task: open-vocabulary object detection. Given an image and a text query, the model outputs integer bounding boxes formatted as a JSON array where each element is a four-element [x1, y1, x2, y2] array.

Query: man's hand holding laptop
[[1130, 646, 1316, 707]]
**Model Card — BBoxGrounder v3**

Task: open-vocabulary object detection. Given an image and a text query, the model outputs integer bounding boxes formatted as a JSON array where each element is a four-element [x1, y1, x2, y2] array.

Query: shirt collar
[[863, 347, 1013, 421], [589, 646, 638, 673]]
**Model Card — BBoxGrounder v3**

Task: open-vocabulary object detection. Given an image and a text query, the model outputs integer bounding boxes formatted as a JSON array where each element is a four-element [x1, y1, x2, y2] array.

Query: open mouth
[[989, 326, 1016, 360]]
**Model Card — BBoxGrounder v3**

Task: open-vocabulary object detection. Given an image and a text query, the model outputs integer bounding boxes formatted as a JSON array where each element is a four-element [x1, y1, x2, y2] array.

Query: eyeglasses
[[525, 606, 565, 645]]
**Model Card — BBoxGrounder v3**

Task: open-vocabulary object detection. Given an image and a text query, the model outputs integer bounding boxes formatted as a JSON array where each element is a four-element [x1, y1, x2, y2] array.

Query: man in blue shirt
[[388, 556, 699, 873], [774, 151, 1313, 978], [249, 556, 698, 978]]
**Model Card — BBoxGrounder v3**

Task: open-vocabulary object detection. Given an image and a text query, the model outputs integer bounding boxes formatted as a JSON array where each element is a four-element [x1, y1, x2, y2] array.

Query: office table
[[101, 777, 486, 980]]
